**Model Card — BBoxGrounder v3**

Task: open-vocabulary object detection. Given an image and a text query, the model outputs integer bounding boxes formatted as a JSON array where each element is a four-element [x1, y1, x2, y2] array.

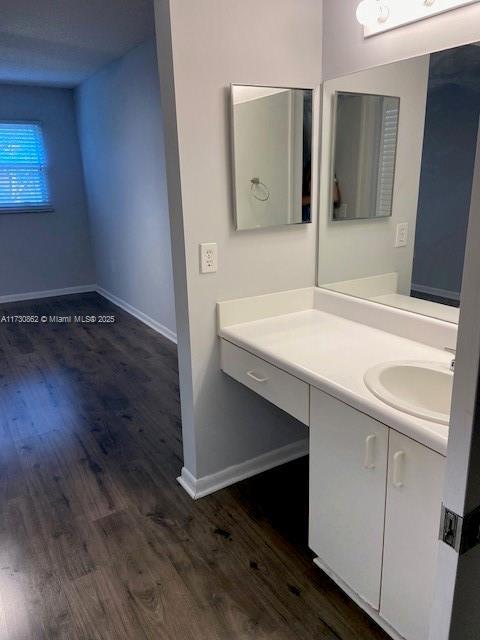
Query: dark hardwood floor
[[0, 293, 389, 640]]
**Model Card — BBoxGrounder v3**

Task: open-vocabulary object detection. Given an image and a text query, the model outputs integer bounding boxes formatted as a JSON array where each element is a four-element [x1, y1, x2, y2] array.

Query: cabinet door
[[381, 431, 444, 640], [309, 388, 388, 609]]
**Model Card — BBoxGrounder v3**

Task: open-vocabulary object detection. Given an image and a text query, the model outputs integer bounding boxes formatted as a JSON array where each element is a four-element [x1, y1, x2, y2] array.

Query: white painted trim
[[411, 283, 461, 302], [0, 284, 96, 305], [313, 557, 404, 640], [177, 468, 198, 499], [96, 286, 177, 344], [177, 438, 309, 500], [430, 120, 480, 639], [0, 283, 178, 344]]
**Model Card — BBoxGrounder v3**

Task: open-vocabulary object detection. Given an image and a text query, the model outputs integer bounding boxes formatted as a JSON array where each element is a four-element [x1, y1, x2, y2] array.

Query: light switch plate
[[395, 223, 409, 248], [200, 243, 218, 273]]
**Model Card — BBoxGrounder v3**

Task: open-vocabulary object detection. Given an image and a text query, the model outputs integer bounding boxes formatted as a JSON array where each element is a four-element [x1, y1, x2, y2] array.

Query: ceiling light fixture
[[357, 0, 479, 38]]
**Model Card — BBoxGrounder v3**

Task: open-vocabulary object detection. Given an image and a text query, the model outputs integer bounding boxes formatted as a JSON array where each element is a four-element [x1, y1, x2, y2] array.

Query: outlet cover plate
[[200, 243, 218, 273], [395, 222, 409, 248]]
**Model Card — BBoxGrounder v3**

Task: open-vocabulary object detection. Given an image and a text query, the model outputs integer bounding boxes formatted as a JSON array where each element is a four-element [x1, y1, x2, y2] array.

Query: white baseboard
[[0, 282, 177, 344], [177, 438, 309, 500], [411, 283, 460, 302], [0, 284, 96, 305], [96, 286, 177, 344], [313, 557, 403, 640]]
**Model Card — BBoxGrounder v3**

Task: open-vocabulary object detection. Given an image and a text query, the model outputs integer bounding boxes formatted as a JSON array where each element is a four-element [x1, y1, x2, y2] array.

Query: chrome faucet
[[445, 347, 456, 372]]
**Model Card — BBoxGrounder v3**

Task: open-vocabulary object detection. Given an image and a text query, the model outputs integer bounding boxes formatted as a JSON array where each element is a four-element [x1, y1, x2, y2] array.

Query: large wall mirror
[[231, 85, 313, 230], [318, 43, 480, 324]]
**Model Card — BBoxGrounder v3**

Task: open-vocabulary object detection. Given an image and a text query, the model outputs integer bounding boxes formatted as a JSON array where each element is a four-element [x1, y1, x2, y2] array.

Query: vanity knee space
[[309, 387, 445, 640]]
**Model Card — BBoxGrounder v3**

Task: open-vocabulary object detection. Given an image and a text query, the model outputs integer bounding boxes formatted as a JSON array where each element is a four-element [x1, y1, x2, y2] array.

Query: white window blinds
[[0, 122, 51, 213], [375, 103, 399, 217]]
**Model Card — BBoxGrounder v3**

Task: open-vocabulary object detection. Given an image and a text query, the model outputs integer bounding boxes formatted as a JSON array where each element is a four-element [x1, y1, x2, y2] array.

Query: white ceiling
[[0, 0, 155, 88]]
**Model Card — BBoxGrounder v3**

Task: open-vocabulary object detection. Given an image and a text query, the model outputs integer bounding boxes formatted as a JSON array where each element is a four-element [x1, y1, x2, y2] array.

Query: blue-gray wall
[[76, 39, 176, 338], [0, 84, 94, 297], [412, 57, 480, 299]]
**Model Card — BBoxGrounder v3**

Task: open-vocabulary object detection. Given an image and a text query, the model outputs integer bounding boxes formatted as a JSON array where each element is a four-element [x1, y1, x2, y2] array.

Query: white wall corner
[[96, 286, 177, 344], [177, 437, 309, 500]]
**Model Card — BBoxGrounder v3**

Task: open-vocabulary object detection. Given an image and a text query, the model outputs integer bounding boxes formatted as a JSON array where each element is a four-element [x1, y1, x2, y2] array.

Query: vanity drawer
[[220, 339, 309, 425]]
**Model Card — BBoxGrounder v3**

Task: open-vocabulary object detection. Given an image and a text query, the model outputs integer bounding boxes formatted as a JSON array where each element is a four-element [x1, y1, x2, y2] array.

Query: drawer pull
[[364, 434, 377, 469], [247, 370, 269, 383], [393, 451, 406, 488]]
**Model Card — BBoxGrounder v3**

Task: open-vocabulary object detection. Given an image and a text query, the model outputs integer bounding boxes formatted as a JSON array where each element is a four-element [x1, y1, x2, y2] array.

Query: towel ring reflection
[[250, 177, 270, 202]]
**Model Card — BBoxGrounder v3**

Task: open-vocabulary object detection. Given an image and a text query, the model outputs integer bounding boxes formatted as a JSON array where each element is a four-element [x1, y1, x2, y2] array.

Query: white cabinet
[[309, 388, 445, 640], [309, 388, 388, 609], [381, 431, 444, 640]]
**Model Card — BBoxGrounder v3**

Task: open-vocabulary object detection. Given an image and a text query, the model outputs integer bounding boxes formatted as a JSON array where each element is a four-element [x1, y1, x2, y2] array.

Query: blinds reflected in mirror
[[332, 91, 400, 221], [376, 101, 400, 217]]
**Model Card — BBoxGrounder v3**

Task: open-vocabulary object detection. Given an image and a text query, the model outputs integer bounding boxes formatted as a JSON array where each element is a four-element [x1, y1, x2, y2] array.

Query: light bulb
[[356, 0, 390, 26], [356, 0, 375, 25]]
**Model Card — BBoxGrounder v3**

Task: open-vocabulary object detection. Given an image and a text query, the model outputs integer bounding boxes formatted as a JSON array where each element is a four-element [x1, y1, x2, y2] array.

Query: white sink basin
[[364, 361, 453, 425]]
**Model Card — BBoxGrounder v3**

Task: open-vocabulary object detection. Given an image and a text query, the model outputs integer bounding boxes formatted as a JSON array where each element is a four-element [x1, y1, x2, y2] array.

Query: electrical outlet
[[200, 243, 218, 273], [395, 222, 409, 248]]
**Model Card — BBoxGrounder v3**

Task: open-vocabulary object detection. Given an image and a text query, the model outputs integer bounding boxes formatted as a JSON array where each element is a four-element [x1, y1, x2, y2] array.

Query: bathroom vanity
[[218, 39, 480, 640], [218, 287, 455, 640]]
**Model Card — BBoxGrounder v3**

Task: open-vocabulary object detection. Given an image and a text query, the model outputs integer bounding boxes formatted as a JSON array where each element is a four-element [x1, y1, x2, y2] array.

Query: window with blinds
[[375, 102, 399, 218], [0, 122, 51, 213]]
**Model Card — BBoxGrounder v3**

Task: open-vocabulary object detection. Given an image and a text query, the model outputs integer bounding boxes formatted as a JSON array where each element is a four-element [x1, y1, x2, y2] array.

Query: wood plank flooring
[[0, 293, 389, 640]]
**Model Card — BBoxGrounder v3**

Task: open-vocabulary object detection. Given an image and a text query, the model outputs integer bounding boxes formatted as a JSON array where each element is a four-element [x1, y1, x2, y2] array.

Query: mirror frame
[[230, 83, 315, 231]]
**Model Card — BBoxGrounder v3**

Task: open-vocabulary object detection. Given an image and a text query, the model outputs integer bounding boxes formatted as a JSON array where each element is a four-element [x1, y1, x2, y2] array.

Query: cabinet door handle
[[247, 370, 269, 383], [393, 451, 406, 488], [364, 434, 377, 469]]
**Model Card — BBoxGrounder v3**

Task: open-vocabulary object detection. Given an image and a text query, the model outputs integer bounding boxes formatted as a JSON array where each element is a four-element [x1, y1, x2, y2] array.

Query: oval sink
[[364, 361, 453, 425]]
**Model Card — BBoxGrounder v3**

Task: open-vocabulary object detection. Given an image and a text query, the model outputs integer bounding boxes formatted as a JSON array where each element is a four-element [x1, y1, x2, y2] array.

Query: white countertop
[[220, 308, 450, 456]]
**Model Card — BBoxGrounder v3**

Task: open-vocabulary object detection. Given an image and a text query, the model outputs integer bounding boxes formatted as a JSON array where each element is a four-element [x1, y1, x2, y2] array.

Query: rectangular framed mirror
[[318, 44, 480, 324], [231, 84, 313, 230], [331, 91, 400, 221]]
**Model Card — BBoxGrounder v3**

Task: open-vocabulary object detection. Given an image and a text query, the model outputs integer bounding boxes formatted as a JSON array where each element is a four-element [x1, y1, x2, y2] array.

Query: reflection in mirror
[[231, 85, 313, 230], [332, 92, 400, 221], [318, 43, 480, 324]]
